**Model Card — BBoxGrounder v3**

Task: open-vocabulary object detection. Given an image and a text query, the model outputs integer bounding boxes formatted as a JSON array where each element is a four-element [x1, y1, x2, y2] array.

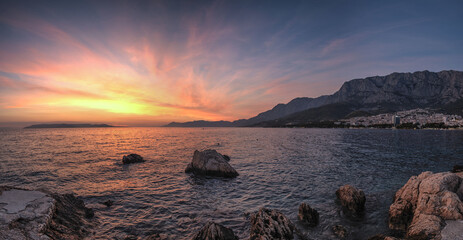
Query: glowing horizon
[[1, 1, 463, 126]]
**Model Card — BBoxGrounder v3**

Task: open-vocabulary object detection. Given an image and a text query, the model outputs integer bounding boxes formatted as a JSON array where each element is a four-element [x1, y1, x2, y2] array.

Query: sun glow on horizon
[[1, 1, 462, 126]]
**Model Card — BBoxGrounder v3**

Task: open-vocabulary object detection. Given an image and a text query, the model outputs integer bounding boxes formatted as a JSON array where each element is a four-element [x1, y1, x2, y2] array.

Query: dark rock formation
[[102, 200, 113, 207], [122, 153, 145, 164], [452, 164, 463, 173], [298, 202, 319, 227], [191, 222, 238, 240], [45, 192, 95, 239], [0, 186, 95, 240], [335, 185, 366, 216], [250, 207, 295, 240], [388, 171, 463, 239], [185, 150, 238, 178], [332, 225, 347, 239]]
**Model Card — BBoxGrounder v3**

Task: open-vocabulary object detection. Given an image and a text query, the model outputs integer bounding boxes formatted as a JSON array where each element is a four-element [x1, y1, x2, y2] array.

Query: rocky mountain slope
[[165, 70, 463, 127]]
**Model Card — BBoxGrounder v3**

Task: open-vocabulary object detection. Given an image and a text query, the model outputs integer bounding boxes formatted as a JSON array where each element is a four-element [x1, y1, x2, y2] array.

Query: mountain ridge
[[164, 70, 463, 127]]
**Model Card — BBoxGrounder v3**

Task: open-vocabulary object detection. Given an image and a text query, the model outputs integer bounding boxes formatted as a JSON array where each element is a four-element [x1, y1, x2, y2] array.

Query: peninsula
[[25, 124, 115, 129]]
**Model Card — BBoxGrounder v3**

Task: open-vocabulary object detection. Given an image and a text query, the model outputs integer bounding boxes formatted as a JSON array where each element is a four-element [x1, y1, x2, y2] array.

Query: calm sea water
[[1, 127, 462, 239]]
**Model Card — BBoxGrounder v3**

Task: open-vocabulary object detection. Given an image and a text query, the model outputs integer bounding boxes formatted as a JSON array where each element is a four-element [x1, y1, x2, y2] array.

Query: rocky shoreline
[[0, 186, 95, 240], [2, 150, 463, 239]]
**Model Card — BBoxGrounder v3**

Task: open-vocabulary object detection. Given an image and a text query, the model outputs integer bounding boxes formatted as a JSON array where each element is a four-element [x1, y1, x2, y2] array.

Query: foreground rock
[[452, 164, 463, 173], [122, 153, 145, 164], [298, 202, 319, 227], [332, 225, 347, 239], [185, 150, 238, 178], [335, 185, 366, 216], [191, 222, 238, 240], [388, 171, 463, 239], [250, 208, 295, 240], [0, 186, 94, 240]]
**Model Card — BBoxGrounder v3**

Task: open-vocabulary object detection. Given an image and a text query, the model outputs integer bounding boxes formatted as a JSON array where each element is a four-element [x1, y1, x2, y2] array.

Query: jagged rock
[[122, 153, 145, 164], [0, 186, 94, 240], [191, 222, 238, 240], [406, 214, 444, 239], [388, 171, 463, 239], [335, 185, 366, 216], [389, 171, 433, 231], [250, 208, 295, 240], [298, 202, 319, 227], [185, 150, 238, 178], [332, 225, 347, 239], [452, 165, 463, 173]]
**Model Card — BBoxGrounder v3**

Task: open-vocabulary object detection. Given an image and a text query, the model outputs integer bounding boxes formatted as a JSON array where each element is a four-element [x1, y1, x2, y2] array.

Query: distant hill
[[165, 70, 463, 127], [25, 123, 114, 128]]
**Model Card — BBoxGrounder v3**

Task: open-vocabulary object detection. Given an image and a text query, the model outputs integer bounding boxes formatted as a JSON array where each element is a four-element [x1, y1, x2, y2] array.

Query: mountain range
[[165, 70, 463, 127]]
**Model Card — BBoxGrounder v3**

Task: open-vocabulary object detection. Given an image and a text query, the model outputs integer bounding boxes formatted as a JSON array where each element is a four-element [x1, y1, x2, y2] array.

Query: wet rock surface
[[185, 150, 238, 178], [250, 207, 295, 240], [0, 186, 94, 240], [122, 153, 145, 164], [191, 221, 238, 240], [388, 171, 463, 239], [298, 202, 319, 227], [336, 185, 366, 216]]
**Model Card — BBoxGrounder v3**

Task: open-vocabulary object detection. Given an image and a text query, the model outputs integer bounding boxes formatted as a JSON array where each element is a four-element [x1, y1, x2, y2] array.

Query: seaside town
[[342, 108, 463, 128]]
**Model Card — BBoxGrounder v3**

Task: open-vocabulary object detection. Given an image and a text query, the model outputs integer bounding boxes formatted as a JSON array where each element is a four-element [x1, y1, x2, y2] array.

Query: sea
[[0, 127, 462, 239]]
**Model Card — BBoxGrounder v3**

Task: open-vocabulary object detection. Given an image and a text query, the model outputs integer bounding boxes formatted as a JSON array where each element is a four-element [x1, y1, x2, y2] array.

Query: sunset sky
[[1, 0, 462, 126]]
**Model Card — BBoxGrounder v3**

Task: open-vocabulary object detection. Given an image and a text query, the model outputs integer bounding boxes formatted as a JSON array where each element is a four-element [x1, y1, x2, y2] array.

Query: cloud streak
[[0, 0, 462, 125]]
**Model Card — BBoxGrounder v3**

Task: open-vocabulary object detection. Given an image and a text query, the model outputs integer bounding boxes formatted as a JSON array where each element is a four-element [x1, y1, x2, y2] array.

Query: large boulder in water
[[250, 207, 295, 240], [298, 202, 319, 227], [122, 153, 145, 164], [191, 222, 238, 240], [388, 171, 463, 239], [185, 150, 238, 178], [335, 185, 366, 216]]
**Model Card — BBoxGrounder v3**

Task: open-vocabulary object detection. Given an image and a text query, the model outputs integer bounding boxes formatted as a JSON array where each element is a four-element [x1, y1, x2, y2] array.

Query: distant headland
[[24, 123, 115, 129]]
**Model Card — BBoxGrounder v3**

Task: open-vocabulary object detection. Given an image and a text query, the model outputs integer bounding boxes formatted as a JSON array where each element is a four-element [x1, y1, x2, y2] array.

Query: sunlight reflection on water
[[1, 127, 462, 239]]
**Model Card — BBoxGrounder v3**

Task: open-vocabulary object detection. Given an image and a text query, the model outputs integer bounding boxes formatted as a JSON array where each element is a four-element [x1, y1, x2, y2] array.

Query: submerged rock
[[250, 207, 295, 240], [452, 164, 463, 173], [367, 234, 398, 240], [332, 225, 348, 239], [102, 200, 113, 207], [185, 150, 238, 178], [388, 171, 463, 239], [122, 153, 145, 164], [0, 186, 94, 240], [191, 222, 238, 240], [298, 202, 319, 227], [335, 185, 366, 216]]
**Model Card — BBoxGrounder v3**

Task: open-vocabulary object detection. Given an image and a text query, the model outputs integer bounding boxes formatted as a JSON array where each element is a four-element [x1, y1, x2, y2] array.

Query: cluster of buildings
[[343, 108, 463, 127]]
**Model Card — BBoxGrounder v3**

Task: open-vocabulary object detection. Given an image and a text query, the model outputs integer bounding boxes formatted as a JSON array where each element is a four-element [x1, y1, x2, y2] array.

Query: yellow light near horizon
[[56, 98, 152, 115]]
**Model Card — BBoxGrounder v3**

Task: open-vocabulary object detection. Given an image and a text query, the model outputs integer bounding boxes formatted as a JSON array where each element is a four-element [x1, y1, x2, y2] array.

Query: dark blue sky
[[1, 0, 462, 124]]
